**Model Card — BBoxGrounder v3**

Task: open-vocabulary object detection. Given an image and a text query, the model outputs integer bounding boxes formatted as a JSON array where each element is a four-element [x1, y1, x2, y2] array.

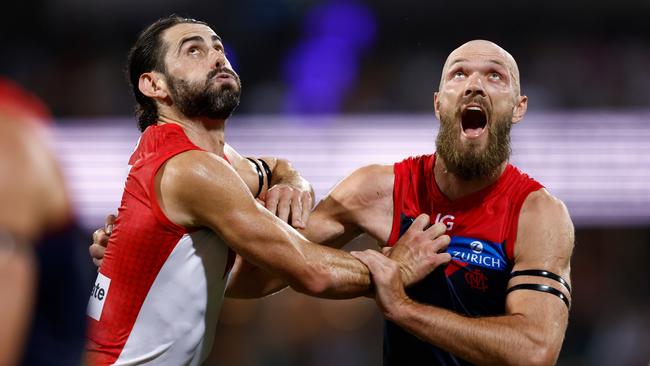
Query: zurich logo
[[470, 241, 483, 254]]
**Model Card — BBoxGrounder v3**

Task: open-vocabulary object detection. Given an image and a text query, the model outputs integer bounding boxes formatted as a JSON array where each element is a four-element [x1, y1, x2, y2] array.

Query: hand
[[350, 249, 410, 319], [388, 214, 451, 286], [262, 183, 313, 229], [88, 214, 115, 268]]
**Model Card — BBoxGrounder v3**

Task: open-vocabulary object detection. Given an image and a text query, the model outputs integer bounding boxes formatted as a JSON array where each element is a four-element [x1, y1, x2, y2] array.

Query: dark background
[[2, 0, 650, 117]]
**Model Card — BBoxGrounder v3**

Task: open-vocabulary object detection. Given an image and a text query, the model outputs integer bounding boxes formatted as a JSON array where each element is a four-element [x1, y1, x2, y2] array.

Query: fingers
[[409, 213, 431, 232], [300, 192, 312, 227], [276, 192, 291, 223], [431, 234, 451, 253], [105, 214, 116, 235], [424, 221, 447, 240], [265, 189, 280, 216], [381, 246, 392, 256], [290, 192, 303, 228], [265, 185, 312, 229], [89, 243, 105, 268], [351, 249, 394, 274], [438, 252, 452, 264], [92, 228, 110, 247]]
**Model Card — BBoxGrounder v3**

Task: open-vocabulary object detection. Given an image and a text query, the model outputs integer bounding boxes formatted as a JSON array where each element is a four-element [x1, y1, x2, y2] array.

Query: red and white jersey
[[87, 123, 235, 365]]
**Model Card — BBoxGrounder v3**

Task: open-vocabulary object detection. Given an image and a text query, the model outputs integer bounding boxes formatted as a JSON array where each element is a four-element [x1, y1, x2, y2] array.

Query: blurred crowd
[[1, 0, 650, 117]]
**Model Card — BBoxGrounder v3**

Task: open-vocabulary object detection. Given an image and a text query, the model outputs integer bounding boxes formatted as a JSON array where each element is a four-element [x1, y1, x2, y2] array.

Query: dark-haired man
[[86, 16, 450, 365]]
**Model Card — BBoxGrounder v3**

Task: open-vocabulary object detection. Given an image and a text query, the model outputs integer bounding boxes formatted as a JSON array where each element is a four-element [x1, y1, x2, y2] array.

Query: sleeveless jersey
[[385, 154, 543, 365], [86, 123, 234, 365]]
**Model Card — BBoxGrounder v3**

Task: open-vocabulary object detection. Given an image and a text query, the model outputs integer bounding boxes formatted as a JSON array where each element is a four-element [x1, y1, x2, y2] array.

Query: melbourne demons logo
[[465, 269, 488, 291]]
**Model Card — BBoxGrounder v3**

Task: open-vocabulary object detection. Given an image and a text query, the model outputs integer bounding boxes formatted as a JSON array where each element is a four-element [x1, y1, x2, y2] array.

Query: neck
[[157, 112, 226, 156], [433, 156, 507, 201]]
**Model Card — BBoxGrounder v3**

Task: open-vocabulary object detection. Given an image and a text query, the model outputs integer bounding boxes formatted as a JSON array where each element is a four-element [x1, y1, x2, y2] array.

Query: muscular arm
[[226, 164, 392, 298], [0, 117, 70, 365], [225, 164, 450, 299], [160, 150, 374, 298], [359, 189, 574, 366]]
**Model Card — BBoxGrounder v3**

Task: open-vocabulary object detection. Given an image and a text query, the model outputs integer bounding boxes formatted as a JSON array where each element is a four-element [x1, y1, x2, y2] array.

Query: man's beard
[[167, 69, 241, 120], [435, 109, 512, 181]]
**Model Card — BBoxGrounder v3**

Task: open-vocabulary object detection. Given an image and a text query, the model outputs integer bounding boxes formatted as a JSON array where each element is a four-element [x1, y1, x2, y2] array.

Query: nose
[[210, 48, 226, 69], [464, 74, 485, 97]]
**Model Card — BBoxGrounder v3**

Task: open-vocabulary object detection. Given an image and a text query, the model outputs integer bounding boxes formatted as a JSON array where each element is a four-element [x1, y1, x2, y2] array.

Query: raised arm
[[355, 189, 574, 366]]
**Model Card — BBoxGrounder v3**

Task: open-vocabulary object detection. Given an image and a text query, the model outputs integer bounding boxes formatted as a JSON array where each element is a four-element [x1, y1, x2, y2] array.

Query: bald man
[[91, 40, 573, 365]]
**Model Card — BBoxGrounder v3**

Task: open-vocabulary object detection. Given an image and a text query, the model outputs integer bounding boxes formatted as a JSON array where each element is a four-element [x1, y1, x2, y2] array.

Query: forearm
[[388, 300, 561, 366], [230, 215, 373, 299]]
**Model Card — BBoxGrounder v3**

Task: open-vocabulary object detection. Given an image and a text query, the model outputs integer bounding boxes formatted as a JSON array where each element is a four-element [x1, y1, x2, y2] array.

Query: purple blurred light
[[283, 1, 377, 115]]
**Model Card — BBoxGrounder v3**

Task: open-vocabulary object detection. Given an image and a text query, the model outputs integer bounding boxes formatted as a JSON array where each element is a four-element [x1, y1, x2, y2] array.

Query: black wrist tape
[[246, 157, 264, 198]]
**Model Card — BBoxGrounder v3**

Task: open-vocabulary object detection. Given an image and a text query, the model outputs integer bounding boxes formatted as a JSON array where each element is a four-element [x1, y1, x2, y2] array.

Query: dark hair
[[126, 15, 208, 132]]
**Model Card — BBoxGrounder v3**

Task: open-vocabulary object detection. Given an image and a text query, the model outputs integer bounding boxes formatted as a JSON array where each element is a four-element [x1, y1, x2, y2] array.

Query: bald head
[[439, 40, 521, 96]]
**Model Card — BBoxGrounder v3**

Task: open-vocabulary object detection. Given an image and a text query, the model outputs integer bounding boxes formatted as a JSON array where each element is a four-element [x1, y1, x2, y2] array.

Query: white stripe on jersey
[[112, 229, 229, 365]]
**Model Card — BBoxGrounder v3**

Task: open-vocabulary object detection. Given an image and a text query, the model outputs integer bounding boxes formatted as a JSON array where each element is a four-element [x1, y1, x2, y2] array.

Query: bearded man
[[89, 35, 573, 365]]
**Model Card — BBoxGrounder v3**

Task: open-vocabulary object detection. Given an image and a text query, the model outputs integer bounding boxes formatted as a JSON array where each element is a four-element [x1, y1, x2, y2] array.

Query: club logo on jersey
[[465, 269, 488, 291], [87, 272, 111, 321], [434, 213, 455, 231], [448, 236, 507, 271]]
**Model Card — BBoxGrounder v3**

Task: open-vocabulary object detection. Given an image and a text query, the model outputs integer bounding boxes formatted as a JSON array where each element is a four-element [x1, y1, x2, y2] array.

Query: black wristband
[[246, 157, 264, 198], [258, 158, 272, 189]]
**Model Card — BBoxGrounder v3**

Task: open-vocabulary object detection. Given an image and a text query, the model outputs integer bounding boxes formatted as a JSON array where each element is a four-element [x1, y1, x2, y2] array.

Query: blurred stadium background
[[4, 0, 649, 365]]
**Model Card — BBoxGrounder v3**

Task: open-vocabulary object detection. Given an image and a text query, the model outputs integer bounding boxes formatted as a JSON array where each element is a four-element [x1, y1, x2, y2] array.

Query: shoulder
[[162, 149, 233, 186], [520, 189, 571, 224], [515, 189, 574, 259]]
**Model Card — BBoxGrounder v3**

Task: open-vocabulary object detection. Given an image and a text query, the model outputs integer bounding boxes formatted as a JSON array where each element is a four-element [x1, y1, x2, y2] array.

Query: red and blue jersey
[[386, 154, 543, 365]]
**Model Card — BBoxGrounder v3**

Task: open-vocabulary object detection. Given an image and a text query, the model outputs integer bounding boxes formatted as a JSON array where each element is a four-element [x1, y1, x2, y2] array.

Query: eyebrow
[[177, 34, 222, 55]]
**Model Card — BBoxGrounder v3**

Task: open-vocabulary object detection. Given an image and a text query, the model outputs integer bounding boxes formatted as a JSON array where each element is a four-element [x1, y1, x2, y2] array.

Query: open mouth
[[461, 106, 488, 138]]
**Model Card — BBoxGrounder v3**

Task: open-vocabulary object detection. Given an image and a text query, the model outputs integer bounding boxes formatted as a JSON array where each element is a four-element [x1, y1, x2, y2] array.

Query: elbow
[[290, 264, 332, 296], [518, 343, 560, 366]]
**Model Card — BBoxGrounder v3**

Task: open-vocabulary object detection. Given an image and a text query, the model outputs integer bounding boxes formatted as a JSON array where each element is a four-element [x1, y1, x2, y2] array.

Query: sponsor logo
[[470, 241, 483, 254], [465, 269, 488, 291], [451, 250, 503, 269], [435, 213, 455, 231], [449, 238, 506, 270], [87, 273, 111, 321]]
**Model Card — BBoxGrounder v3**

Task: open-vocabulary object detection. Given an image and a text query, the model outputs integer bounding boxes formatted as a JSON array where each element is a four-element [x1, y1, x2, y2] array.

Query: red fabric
[[388, 154, 543, 262], [86, 124, 204, 365], [0, 78, 51, 123]]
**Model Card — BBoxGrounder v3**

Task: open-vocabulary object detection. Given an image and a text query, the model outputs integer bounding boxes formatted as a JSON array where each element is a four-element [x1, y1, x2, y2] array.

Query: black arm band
[[258, 158, 272, 189], [246, 157, 264, 198], [510, 269, 571, 294], [506, 283, 570, 309]]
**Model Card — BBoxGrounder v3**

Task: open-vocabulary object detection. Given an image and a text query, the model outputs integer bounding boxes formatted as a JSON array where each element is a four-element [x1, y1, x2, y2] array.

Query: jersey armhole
[[387, 163, 404, 246], [148, 148, 197, 233]]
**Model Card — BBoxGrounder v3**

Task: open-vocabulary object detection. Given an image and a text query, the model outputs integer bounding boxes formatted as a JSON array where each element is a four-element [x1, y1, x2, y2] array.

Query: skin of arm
[[0, 117, 71, 366], [353, 189, 574, 366], [159, 150, 378, 298], [225, 164, 451, 299]]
